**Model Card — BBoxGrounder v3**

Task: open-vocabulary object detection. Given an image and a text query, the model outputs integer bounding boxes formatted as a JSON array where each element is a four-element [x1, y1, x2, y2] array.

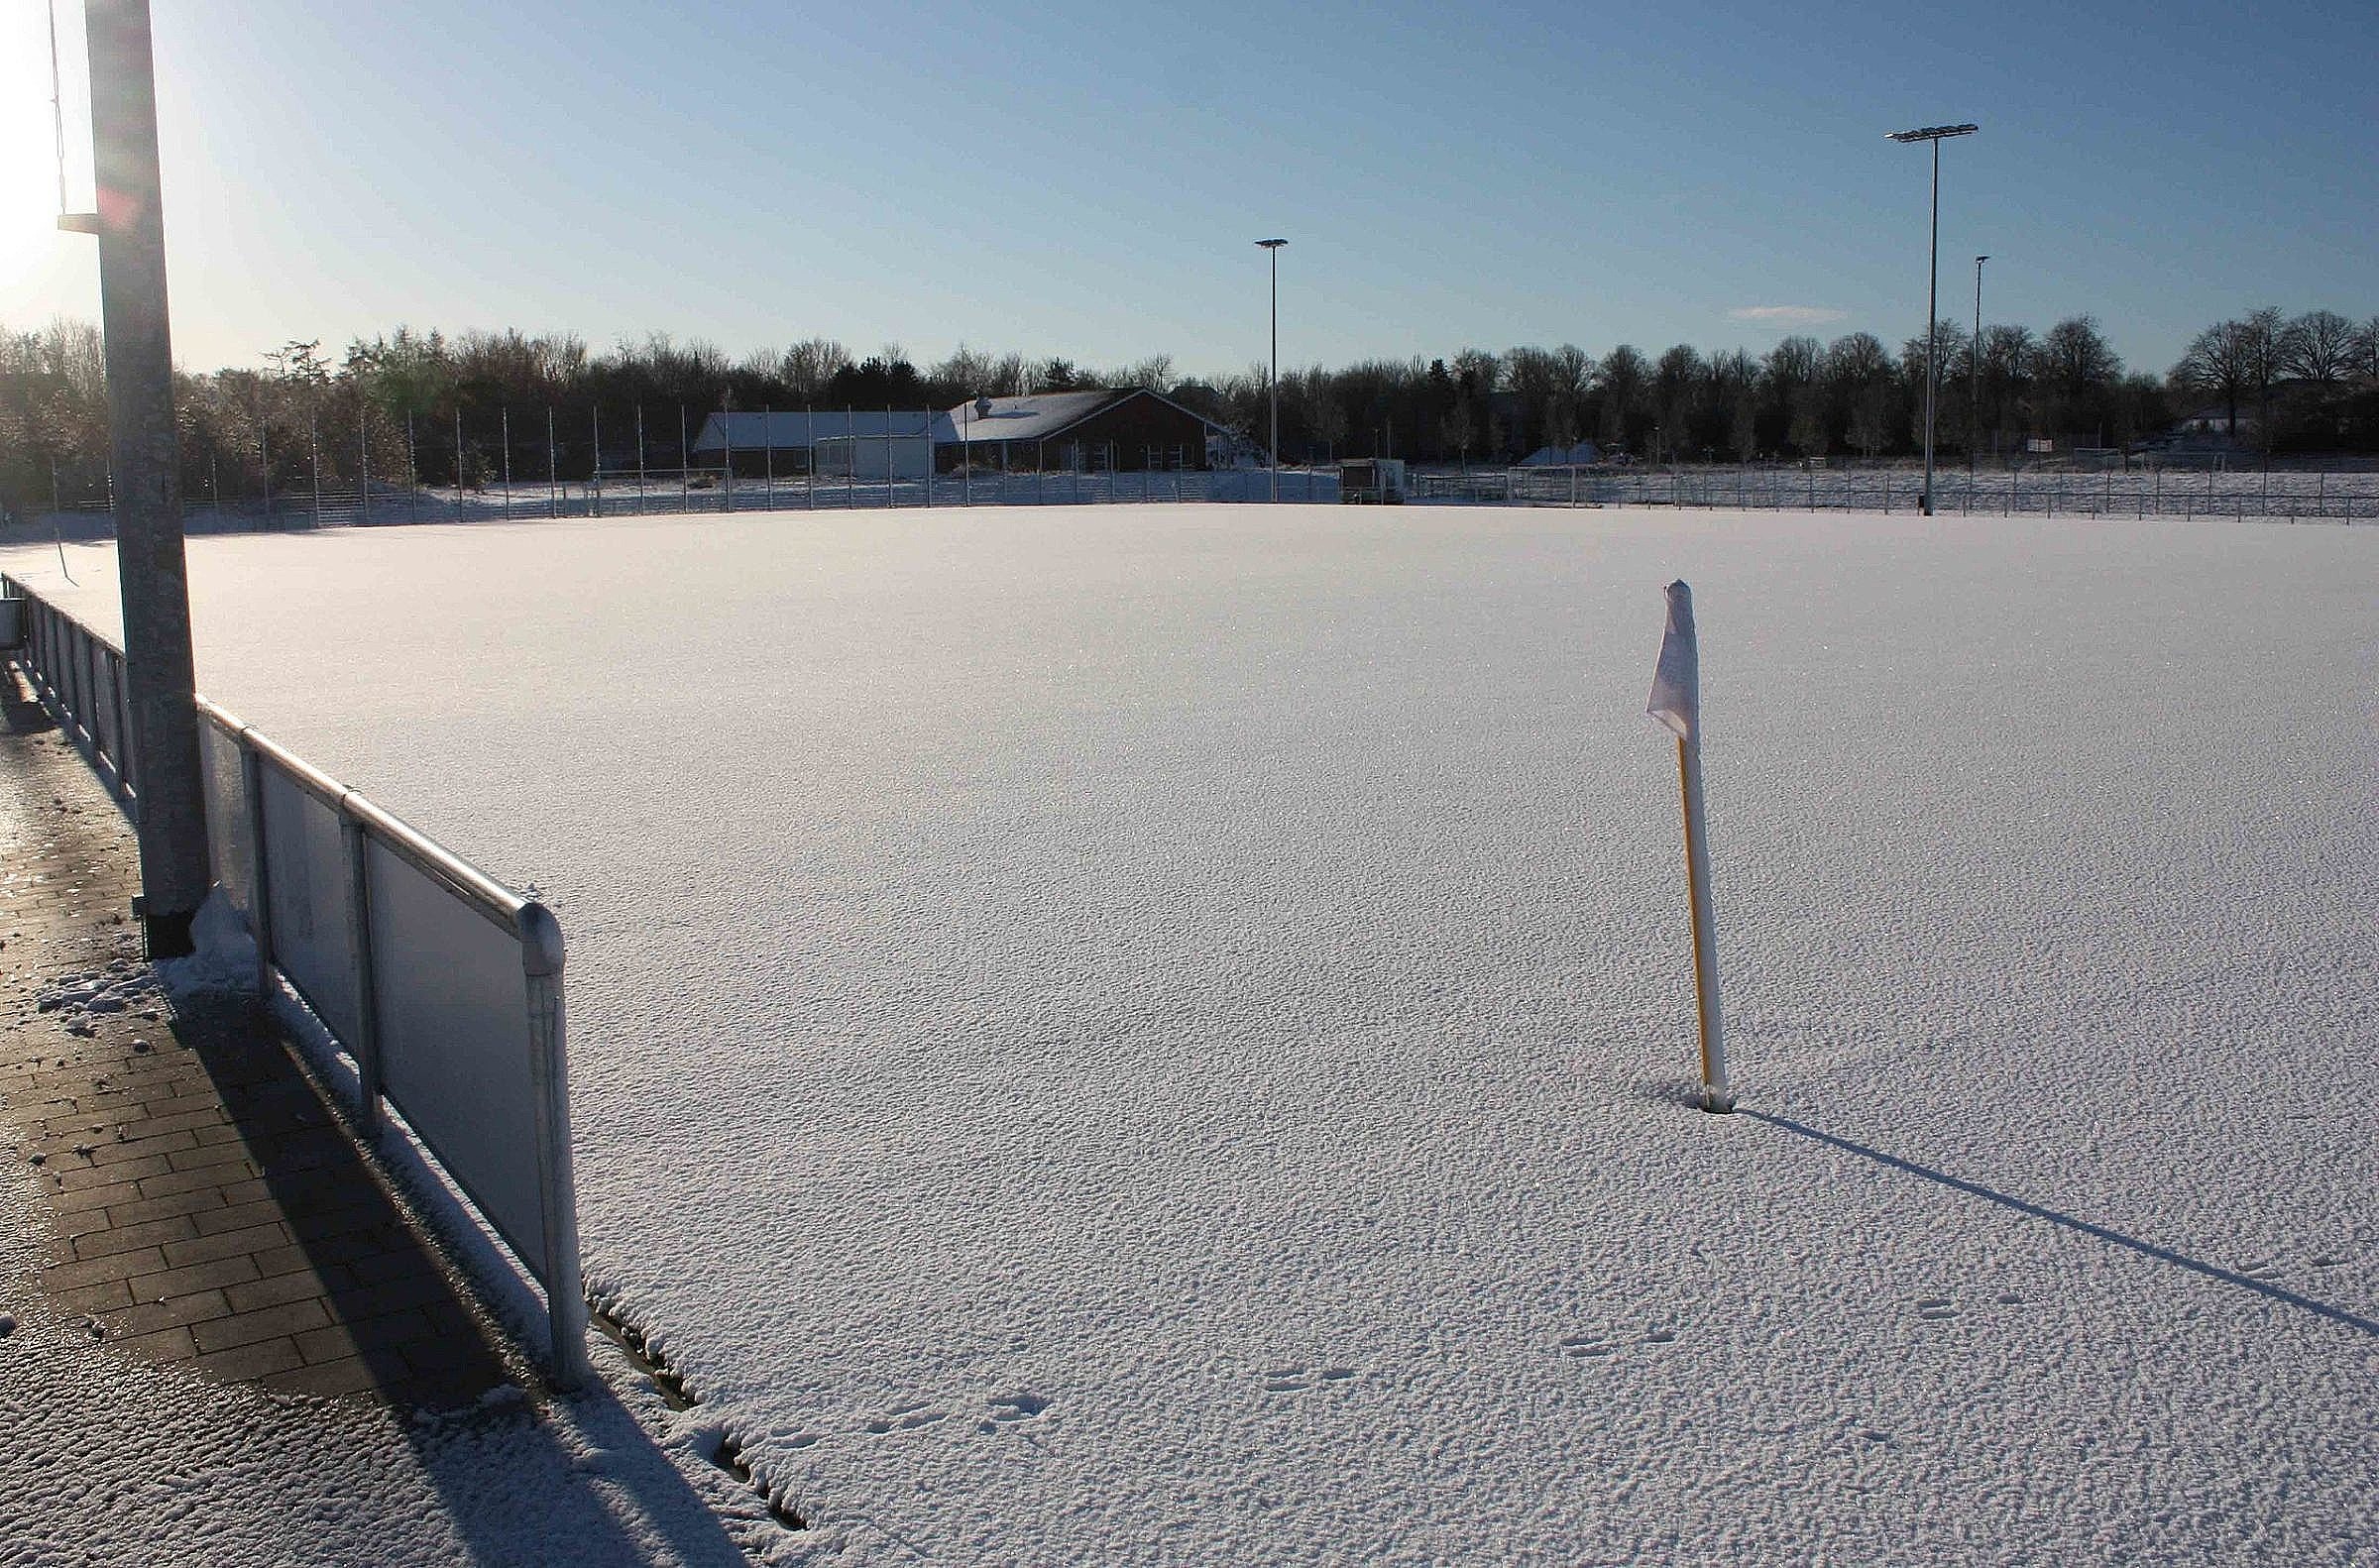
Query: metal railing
[[1413, 463, 2376, 522], [2, 575, 588, 1386]]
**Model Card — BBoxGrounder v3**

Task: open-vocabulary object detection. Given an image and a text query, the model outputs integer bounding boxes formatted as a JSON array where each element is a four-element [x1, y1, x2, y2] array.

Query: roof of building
[[691, 388, 1232, 453], [945, 388, 1234, 446], [945, 390, 1126, 445], [692, 409, 957, 453]]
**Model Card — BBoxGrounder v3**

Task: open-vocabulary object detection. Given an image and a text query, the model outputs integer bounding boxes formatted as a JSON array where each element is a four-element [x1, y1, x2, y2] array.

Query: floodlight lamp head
[[1887, 123, 1979, 143], [1256, 238, 1287, 249]]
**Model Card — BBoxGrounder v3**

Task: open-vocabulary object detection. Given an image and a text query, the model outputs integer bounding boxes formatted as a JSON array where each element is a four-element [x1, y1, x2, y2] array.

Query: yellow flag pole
[[1675, 731, 1733, 1113]]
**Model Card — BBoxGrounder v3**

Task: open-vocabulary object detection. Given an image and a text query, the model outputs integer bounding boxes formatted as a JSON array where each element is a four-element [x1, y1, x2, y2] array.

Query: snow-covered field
[[7, 506, 2376, 1564]]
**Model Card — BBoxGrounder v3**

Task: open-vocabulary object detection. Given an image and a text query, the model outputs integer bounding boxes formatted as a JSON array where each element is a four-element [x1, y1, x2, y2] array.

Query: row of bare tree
[[5, 306, 2376, 512]]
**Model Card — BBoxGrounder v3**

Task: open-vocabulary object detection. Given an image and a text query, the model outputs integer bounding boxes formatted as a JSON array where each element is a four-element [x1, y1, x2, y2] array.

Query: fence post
[[310, 413, 322, 528], [339, 816, 383, 1135], [501, 407, 513, 521], [358, 402, 369, 524], [454, 407, 465, 520], [591, 406, 602, 517], [109, 649, 134, 802], [763, 405, 773, 507], [240, 737, 276, 999], [518, 902, 590, 1390], [548, 405, 559, 519]]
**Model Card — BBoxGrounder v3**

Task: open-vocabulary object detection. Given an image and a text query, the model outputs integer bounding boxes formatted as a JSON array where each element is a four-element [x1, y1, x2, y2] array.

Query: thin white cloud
[[1727, 305, 1849, 328]]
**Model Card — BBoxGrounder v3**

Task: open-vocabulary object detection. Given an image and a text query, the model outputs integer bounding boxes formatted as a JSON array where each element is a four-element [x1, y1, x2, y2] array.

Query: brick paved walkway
[[1, 661, 514, 1407]]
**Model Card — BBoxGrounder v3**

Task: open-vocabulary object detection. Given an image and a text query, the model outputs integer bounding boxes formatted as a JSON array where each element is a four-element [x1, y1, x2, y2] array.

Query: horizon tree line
[[3, 305, 2375, 511]]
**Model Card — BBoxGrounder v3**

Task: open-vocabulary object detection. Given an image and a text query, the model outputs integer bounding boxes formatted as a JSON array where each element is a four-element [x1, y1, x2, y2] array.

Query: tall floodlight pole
[[60, 0, 207, 954], [1258, 239, 1287, 502], [1971, 255, 1989, 475], [1886, 123, 1976, 517]]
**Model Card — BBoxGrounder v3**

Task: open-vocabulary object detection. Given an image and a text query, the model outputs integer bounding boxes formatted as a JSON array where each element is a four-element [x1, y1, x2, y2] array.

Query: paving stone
[[262, 1356, 382, 1400], [70, 1212, 200, 1261], [112, 1288, 235, 1337], [192, 1336, 305, 1382], [48, 1277, 134, 1314], [102, 1186, 235, 1229], [225, 1263, 351, 1314], [162, 1221, 292, 1269], [45, 1245, 169, 1290], [47, 1176, 144, 1215], [125, 1252, 265, 1301], [190, 1196, 291, 1238], [192, 1296, 332, 1355], [107, 1323, 198, 1362]]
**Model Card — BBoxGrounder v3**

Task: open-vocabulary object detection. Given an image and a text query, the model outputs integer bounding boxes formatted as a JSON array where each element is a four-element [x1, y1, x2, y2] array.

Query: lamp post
[[62, 0, 208, 955], [1970, 255, 1989, 474], [1257, 238, 1286, 502], [1886, 122, 1977, 516]]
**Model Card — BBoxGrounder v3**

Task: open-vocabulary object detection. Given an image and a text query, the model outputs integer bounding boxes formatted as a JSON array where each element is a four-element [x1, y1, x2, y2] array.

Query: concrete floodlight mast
[[1886, 122, 1977, 517], [1258, 239, 1287, 502], [65, 0, 209, 955]]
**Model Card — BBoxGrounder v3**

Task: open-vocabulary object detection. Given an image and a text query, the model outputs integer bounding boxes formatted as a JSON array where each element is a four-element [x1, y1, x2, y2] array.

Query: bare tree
[[2172, 319, 2257, 439], [1596, 345, 1647, 450], [2280, 309, 2359, 387], [2031, 316, 2122, 442], [777, 337, 852, 402]]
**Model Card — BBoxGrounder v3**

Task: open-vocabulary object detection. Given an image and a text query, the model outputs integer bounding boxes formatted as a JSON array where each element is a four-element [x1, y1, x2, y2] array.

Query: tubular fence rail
[[102, 465, 1342, 528], [1417, 464, 2376, 522], [0, 574, 588, 1386]]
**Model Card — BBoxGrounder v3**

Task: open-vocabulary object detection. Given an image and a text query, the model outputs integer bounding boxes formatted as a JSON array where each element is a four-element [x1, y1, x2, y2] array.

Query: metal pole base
[[1699, 1085, 1737, 1114], [140, 905, 196, 959]]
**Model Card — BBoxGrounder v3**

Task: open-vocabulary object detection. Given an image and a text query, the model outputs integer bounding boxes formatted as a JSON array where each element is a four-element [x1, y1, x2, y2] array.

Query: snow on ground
[[8, 506, 2377, 1563]]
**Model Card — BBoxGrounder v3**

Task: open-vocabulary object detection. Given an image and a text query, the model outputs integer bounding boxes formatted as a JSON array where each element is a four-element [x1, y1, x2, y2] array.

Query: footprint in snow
[[1915, 1297, 1960, 1321], [977, 1393, 1052, 1432], [1558, 1335, 1619, 1360], [1263, 1365, 1359, 1394], [863, 1403, 945, 1435]]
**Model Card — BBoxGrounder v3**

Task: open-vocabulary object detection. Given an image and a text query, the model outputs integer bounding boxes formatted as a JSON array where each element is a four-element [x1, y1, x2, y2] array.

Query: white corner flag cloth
[[1647, 580, 1699, 743]]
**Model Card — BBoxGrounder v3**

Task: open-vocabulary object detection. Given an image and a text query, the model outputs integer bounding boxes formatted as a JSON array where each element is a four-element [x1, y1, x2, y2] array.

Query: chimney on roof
[[975, 394, 993, 419]]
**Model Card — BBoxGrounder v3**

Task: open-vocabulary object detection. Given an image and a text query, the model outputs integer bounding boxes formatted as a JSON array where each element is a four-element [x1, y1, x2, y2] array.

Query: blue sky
[[3, 0, 2373, 377]]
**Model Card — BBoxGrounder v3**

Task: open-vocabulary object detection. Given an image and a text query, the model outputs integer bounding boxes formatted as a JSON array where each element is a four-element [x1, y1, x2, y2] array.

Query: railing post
[[240, 736, 276, 998], [339, 815, 383, 1135], [518, 901, 589, 1390], [110, 650, 133, 800]]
